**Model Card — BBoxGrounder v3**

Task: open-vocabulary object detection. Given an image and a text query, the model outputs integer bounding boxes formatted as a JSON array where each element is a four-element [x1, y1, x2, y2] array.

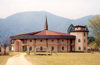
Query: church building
[[10, 16, 89, 52]]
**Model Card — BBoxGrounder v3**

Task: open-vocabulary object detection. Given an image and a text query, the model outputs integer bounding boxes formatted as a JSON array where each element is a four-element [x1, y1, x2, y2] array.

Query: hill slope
[[0, 11, 94, 40]]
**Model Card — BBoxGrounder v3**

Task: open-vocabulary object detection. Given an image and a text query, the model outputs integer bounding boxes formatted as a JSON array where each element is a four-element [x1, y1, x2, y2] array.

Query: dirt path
[[5, 53, 33, 65]]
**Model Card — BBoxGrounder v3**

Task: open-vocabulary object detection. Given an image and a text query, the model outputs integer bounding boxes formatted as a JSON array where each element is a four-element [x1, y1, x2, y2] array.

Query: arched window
[[29, 47, 32, 51], [40, 46, 43, 51], [51, 46, 54, 51], [78, 47, 81, 50], [78, 39, 81, 42], [62, 46, 64, 50]]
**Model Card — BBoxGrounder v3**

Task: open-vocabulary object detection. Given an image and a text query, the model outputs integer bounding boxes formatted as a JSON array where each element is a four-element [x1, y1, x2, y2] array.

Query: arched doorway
[[14, 41, 20, 52]]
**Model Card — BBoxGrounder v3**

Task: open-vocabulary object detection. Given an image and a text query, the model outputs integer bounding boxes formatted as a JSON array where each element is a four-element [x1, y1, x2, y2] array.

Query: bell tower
[[70, 25, 89, 52]]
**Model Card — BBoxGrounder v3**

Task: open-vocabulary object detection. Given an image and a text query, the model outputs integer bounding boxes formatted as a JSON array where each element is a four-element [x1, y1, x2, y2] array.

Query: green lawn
[[25, 52, 100, 65]]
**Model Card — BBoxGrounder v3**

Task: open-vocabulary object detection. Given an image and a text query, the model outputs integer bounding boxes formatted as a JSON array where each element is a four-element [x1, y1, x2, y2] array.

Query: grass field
[[0, 55, 11, 65], [25, 52, 100, 65]]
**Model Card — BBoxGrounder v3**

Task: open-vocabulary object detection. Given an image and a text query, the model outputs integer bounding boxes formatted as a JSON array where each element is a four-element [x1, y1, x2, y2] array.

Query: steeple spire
[[44, 16, 48, 30]]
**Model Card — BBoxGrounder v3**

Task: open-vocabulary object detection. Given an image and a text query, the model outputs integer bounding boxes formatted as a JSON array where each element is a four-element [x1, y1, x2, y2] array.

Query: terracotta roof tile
[[35, 30, 70, 35]]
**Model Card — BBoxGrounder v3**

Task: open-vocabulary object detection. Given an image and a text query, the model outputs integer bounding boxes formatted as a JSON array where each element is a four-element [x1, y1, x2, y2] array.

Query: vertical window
[[22, 40, 24, 43], [70, 40, 72, 43], [29, 47, 32, 51], [30, 40, 32, 42], [40, 46, 43, 51], [40, 40, 42, 42], [51, 46, 54, 51], [52, 40, 54, 42], [62, 40, 64, 42], [78, 47, 81, 50], [62, 46, 64, 50], [84, 32, 85, 36], [78, 39, 81, 42]]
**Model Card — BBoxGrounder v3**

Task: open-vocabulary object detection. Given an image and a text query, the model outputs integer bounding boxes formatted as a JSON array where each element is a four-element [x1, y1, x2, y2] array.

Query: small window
[[40, 46, 43, 51], [51, 46, 54, 51], [52, 40, 54, 42], [78, 47, 81, 50], [62, 46, 64, 50], [78, 39, 81, 42], [84, 33, 85, 36], [29, 47, 32, 51], [30, 40, 32, 42], [62, 40, 64, 42], [40, 40, 42, 42], [22, 40, 24, 43]]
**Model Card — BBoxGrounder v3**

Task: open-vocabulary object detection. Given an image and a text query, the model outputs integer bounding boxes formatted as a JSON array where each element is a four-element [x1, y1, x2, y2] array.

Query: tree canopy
[[89, 16, 100, 47]]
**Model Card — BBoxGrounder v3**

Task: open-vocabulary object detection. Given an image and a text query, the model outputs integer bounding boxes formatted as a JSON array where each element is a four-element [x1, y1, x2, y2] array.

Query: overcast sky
[[0, 0, 100, 19]]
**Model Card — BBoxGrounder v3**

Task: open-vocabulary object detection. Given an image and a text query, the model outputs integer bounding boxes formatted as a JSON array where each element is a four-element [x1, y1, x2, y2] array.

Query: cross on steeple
[[44, 16, 48, 30]]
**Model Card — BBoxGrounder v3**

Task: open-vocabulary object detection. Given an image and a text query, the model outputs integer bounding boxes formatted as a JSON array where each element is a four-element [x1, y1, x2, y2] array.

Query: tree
[[89, 16, 100, 48], [88, 36, 95, 44]]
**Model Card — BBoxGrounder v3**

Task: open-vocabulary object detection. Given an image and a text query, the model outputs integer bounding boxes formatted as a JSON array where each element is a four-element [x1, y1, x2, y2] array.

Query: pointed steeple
[[44, 16, 48, 30]]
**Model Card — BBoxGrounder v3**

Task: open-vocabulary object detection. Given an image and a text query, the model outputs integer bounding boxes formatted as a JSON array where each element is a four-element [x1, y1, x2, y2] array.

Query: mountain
[[0, 18, 3, 21], [0, 11, 94, 40]]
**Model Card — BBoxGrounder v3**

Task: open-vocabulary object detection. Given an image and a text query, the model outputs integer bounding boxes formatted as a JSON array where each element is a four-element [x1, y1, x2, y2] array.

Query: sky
[[0, 0, 100, 19]]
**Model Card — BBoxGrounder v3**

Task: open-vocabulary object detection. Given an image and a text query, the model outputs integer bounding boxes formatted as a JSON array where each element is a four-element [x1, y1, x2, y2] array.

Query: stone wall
[[13, 39, 75, 52]]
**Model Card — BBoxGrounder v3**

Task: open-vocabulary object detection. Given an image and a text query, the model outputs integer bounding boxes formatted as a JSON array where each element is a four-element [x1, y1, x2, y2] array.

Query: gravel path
[[5, 53, 33, 65]]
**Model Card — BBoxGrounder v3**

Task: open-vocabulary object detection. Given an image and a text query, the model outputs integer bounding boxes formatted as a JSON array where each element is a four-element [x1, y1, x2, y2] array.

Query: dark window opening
[[78, 39, 81, 42], [40, 46, 43, 51], [30, 40, 32, 42], [29, 47, 32, 51], [62, 40, 64, 42], [22, 40, 24, 43], [79, 47, 81, 50], [51, 46, 54, 51], [52, 40, 54, 42], [40, 40, 42, 42], [62, 46, 64, 50], [23, 46, 27, 51]]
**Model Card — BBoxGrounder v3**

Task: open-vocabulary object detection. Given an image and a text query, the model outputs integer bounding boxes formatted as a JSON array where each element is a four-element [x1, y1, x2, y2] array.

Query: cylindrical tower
[[70, 25, 89, 52]]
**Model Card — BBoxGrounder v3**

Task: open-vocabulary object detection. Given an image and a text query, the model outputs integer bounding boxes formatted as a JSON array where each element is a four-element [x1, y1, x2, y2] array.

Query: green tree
[[89, 16, 100, 48], [88, 36, 95, 44]]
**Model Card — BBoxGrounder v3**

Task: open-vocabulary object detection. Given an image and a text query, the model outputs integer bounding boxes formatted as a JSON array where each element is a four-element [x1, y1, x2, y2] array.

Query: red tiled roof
[[10, 30, 75, 39], [17, 30, 70, 36], [35, 30, 70, 35]]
